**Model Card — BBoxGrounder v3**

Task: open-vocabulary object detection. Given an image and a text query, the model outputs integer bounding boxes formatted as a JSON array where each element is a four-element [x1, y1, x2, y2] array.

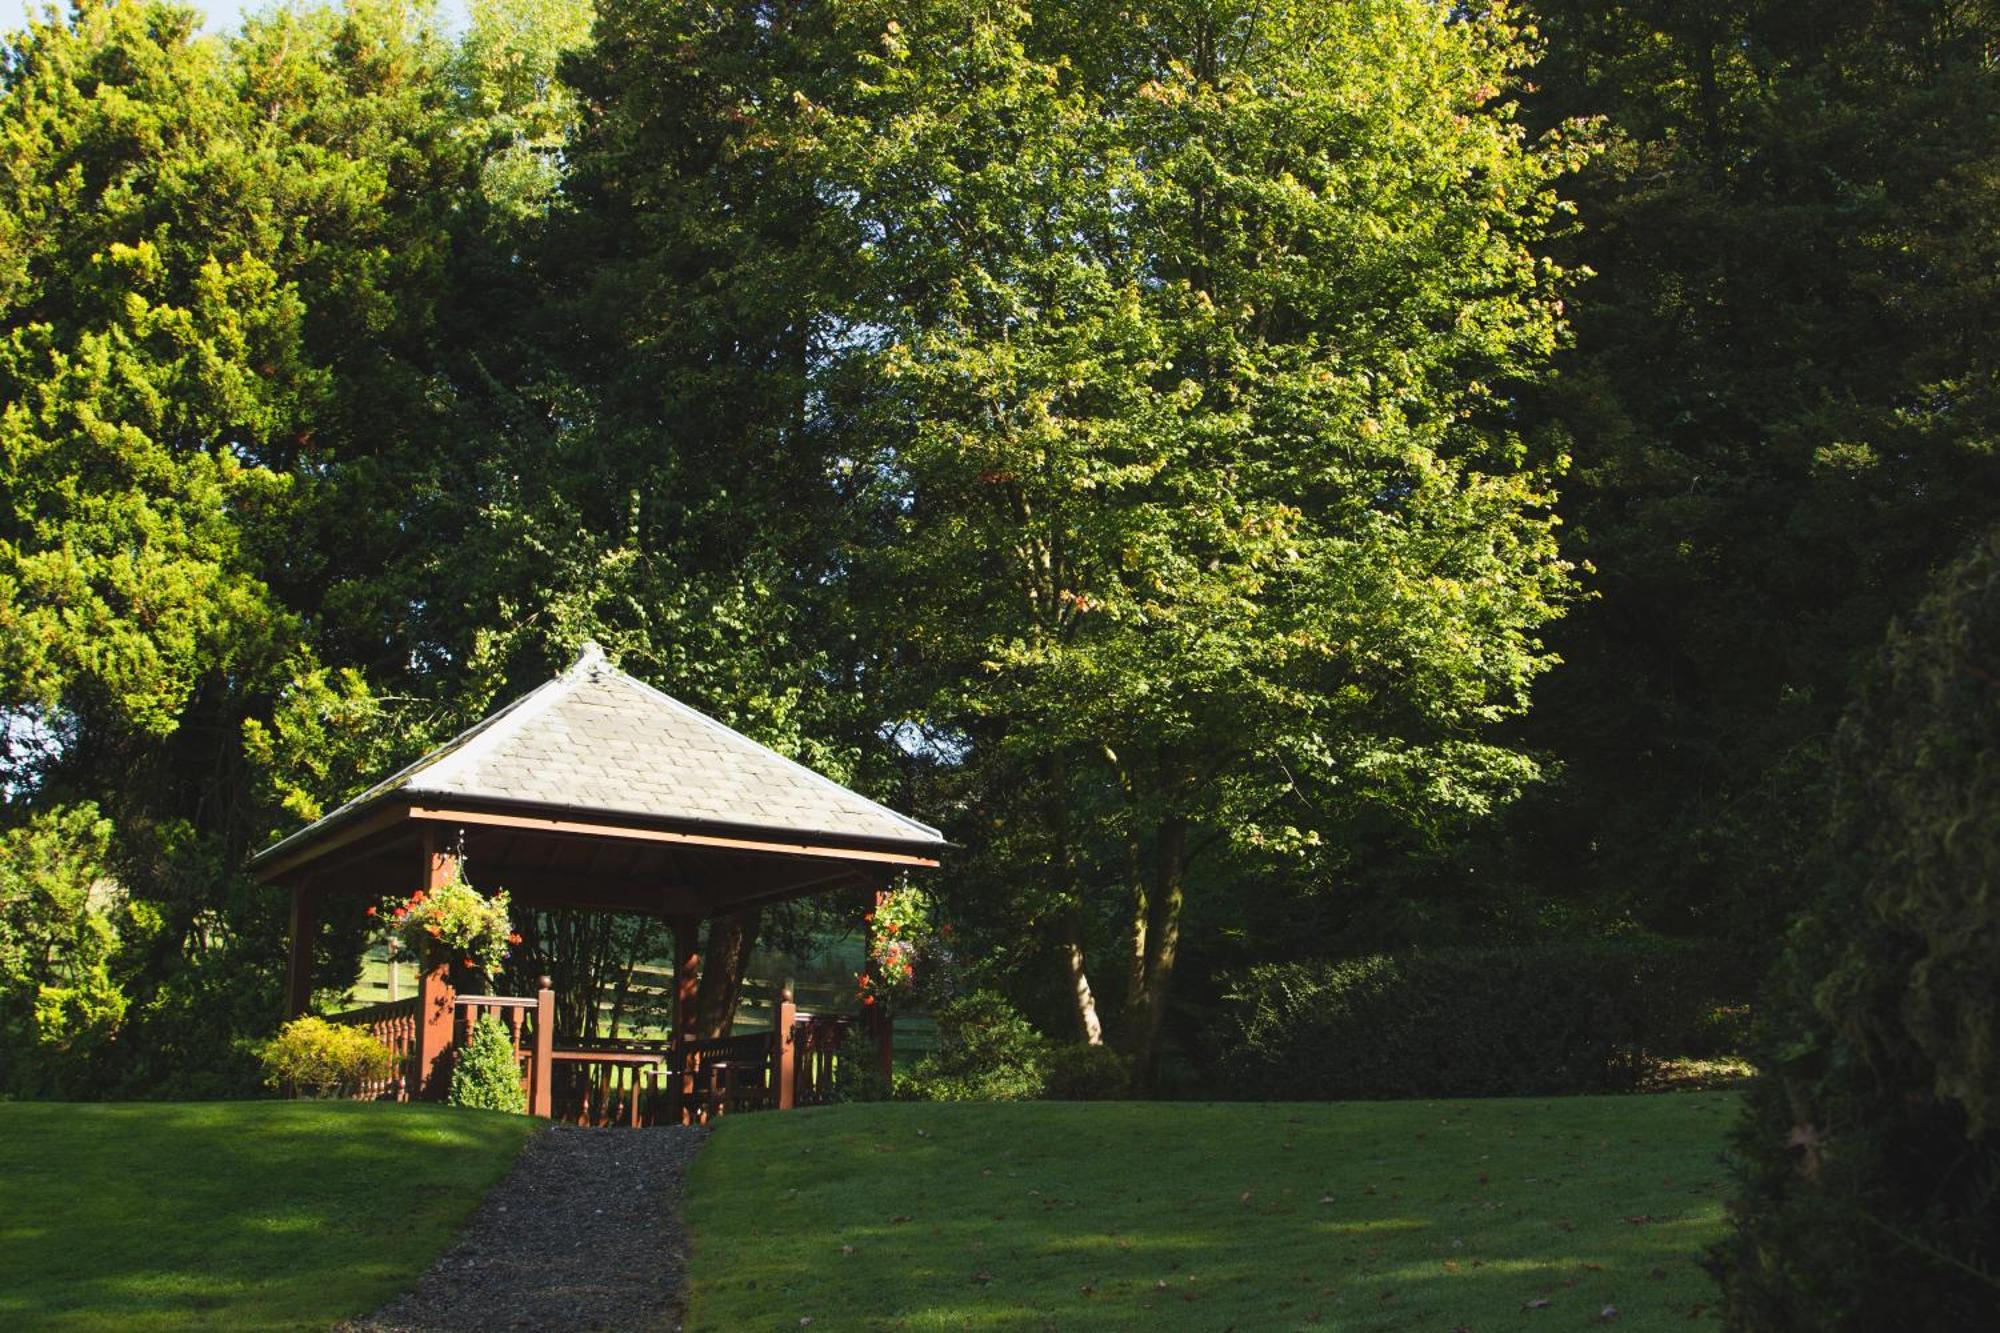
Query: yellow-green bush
[[259, 1016, 397, 1098]]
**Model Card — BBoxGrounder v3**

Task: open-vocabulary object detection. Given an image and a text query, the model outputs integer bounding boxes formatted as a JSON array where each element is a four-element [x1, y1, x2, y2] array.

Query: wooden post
[[410, 832, 460, 1100], [774, 987, 797, 1111], [672, 917, 701, 1125], [283, 884, 318, 1019], [530, 976, 555, 1118]]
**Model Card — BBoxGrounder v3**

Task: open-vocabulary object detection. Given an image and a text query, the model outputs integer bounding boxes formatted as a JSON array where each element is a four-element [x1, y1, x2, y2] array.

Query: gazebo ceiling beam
[[405, 804, 942, 868]]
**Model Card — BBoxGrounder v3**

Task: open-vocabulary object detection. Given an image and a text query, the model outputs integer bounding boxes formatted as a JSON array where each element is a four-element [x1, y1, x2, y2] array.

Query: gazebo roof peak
[[252, 644, 944, 877]]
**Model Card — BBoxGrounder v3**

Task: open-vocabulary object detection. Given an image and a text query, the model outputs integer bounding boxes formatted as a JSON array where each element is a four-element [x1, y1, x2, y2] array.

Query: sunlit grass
[[684, 1095, 1735, 1330], [0, 1100, 535, 1330]]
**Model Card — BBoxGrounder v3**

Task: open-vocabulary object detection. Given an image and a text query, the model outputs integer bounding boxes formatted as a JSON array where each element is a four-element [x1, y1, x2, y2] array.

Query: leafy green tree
[[1511, 0, 2000, 950], [0, 803, 130, 1095], [790, 0, 1587, 1072], [0, 0, 526, 1092]]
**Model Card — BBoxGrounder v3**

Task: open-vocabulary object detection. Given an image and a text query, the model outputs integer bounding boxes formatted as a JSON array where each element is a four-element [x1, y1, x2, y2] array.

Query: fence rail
[[328, 978, 868, 1127], [327, 995, 418, 1101]]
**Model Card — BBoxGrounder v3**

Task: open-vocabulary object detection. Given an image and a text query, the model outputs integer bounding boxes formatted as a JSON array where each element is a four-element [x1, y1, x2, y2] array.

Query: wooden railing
[[329, 995, 419, 1101], [550, 1038, 672, 1128], [330, 978, 867, 1127], [792, 1010, 852, 1107]]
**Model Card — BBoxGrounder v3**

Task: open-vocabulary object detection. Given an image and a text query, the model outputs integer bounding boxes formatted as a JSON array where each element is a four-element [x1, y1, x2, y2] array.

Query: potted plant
[[369, 868, 519, 993]]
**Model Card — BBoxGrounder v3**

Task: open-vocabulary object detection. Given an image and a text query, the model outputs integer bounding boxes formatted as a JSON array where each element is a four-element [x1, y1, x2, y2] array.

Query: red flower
[[365, 905, 377, 917], [886, 922, 899, 934], [862, 995, 876, 1006], [393, 907, 409, 919], [463, 957, 475, 968], [411, 890, 426, 903]]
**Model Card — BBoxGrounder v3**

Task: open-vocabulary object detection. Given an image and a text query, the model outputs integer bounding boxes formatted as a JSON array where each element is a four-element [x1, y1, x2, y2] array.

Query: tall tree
[[0, 0, 517, 1092], [1512, 0, 2000, 948], [803, 0, 1586, 1072]]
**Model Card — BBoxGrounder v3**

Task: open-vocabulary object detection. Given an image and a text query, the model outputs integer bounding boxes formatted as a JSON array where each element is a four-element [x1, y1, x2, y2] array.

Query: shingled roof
[[252, 643, 943, 872]]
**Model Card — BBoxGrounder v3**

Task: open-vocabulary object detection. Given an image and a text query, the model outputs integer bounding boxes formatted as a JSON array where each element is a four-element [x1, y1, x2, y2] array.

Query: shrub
[[1042, 1042, 1132, 1100], [1720, 531, 2000, 1330], [1208, 937, 1729, 1100], [899, 991, 1047, 1102], [447, 1013, 527, 1113], [260, 1016, 398, 1098]]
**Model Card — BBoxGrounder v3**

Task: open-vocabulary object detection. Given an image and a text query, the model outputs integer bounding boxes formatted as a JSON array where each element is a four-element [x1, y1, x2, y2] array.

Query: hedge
[[1207, 938, 1734, 1100], [1719, 530, 2000, 1330]]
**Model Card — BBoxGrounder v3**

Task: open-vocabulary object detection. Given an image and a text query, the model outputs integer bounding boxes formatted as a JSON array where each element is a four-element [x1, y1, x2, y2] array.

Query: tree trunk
[[1132, 814, 1188, 1089], [695, 907, 761, 1038], [1041, 758, 1104, 1045], [1057, 906, 1104, 1045], [1123, 824, 1148, 1021]]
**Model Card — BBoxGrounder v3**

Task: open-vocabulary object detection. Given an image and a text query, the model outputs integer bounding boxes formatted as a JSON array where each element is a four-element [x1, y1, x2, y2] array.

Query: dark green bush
[[1720, 531, 2000, 1331], [447, 1014, 527, 1113], [898, 991, 1047, 1102], [1208, 937, 1728, 1100], [1043, 1041, 1132, 1100]]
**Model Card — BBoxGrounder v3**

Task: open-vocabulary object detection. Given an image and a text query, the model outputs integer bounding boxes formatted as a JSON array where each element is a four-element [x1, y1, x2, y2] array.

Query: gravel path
[[351, 1125, 707, 1332]]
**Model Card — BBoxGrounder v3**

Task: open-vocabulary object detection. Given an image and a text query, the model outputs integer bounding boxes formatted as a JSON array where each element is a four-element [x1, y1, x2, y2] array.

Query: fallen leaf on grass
[[1523, 1297, 1553, 1311], [839, 1245, 854, 1255], [1596, 1305, 1622, 1323]]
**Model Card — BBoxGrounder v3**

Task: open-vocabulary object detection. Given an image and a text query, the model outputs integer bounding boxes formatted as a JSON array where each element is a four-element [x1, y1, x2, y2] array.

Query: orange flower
[[861, 994, 876, 1006], [427, 924, 442, 937], [411, 890, 426, 903], [508, 932, 523, 945]]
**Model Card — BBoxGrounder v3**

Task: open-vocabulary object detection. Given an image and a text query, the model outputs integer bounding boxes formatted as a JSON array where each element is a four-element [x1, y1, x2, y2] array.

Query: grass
[[684, 1095, 1737, 1331], [0, 1100, 536, 1331]]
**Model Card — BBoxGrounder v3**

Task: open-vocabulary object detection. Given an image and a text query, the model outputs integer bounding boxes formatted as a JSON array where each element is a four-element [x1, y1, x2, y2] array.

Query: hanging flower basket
[[369, 869, 518, 977], [857, 884, 937, 1011]]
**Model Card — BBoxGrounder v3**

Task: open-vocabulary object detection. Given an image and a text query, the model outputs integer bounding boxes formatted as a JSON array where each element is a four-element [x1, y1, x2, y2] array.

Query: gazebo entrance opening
[[252, 644, 945, 1124]]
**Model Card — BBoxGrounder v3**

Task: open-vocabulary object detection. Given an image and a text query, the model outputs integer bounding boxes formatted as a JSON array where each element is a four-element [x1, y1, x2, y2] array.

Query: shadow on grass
[[0, 1100, 534, 1331]]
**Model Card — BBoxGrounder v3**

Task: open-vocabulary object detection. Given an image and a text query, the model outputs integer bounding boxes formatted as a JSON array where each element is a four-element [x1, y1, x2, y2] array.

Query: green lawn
[[0, 1100, 536, 1330], [684, 1095, 1736, 1331]]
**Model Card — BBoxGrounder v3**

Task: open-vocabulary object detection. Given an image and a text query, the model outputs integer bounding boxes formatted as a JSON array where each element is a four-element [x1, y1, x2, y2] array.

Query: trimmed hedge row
[[1207, 939, 1736, 1099]]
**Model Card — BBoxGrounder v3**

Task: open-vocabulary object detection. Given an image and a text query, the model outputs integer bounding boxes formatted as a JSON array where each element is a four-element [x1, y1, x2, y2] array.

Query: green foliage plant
[[898, 991, 1049, 1103], [447, 1013, 528, 1113], [1721, 530, 2000, 1330], [260, 1015, 398, 1098], [0, 803, 127, 1096], [1210, 938, 1725, 1099], [1040, 1041, 1132, 1101]]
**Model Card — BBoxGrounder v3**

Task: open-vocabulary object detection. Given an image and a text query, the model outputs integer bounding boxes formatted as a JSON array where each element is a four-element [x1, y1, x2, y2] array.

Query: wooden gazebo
[[252, 643, 944, 1123]]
